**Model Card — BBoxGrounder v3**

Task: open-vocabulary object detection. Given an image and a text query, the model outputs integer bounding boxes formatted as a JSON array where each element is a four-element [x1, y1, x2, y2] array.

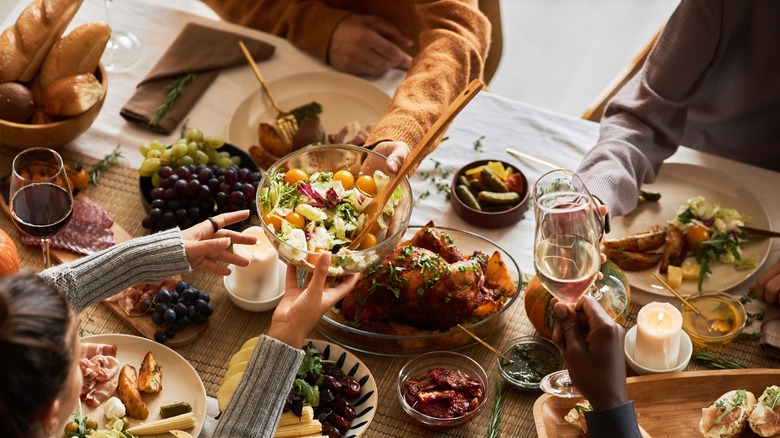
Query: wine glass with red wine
[[10, 148, 74, 268], [533, 169, 602, 398]]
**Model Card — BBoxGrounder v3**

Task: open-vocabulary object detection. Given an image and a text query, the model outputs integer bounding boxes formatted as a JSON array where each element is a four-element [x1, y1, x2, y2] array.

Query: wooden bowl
[[450, 159, 530, 228], [0, 64, 108, 150]]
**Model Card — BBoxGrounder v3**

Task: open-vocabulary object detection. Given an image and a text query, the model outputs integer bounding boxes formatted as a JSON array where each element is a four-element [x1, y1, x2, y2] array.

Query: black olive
[[326, 412, 351, 434], [320, 388, 336, 406], [315, 407, 332, 423], [340, 376, 361, 398], [322, 374, 342, 393], [332, 397, 356, 421], [321, 422, 341, 438]]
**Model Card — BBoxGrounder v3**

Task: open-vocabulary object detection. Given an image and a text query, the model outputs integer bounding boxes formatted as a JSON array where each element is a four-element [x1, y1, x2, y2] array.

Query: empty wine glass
[[533, 169, 602, 398], [102, 0, 141, 70], [10, 148, 74, 268]]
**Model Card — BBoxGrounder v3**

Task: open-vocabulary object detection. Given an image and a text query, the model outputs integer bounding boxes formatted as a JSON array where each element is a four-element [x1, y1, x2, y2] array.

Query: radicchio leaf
[[298, 183, 326, 207], [325, 188, 341, 209]]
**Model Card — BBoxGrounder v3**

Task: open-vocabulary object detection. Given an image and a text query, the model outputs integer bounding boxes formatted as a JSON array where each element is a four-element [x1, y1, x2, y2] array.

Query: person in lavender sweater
[[577, 0, 780, 300], [0, 210, 357, 438]]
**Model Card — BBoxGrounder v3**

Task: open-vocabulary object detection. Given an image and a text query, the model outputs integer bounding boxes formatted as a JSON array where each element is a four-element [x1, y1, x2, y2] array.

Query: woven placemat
[[3, 144, 778, 437]]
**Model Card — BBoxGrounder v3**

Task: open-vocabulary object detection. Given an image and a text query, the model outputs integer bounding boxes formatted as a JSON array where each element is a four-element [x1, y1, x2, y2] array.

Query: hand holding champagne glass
[[533, 169, 602, 397], [10, 148, 74, 268]]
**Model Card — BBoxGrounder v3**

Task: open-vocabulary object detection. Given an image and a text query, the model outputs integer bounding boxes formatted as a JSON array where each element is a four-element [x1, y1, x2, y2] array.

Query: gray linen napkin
[[120, 22, 275, 134], [760, 302, 780, 358]]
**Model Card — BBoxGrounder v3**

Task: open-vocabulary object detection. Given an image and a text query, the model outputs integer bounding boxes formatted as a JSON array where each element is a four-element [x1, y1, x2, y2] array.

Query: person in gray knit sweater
[[0, 210, 357, 438]]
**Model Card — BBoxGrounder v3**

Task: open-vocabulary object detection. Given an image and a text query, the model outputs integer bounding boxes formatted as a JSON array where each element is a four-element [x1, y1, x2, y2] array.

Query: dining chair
[[581, 27, 663, 122], [479, 0, 503, 86]]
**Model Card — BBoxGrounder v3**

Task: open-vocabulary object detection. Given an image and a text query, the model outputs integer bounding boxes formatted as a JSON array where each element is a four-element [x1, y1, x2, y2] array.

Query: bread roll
[[0, 0, 84, 83], [700, 389, 756, 438], [42, 72, 101, 117], [749, 386, 780, 437], [39, 22, 111, 91], [0, 82, 34, 123]]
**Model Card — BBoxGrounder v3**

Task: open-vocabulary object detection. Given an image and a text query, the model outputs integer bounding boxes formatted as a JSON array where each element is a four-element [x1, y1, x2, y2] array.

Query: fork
[[238, 41, 298, 144]]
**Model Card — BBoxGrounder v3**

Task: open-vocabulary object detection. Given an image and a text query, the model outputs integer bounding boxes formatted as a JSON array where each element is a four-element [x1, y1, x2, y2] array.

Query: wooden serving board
[[533, 369, 780, 437]]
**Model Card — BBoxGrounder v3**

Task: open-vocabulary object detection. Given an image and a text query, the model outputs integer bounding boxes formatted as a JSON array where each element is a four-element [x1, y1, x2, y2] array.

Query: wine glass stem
[[104, 0, 112, 25], [41, 238, 52, 269]]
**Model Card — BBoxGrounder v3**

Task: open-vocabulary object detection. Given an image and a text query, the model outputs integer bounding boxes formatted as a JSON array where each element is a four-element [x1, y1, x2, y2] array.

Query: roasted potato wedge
[[118, 364, 149, 420], [485, 251, 516, 296], [602, 225, 666, 252], [660, 226, 687, 273], [248, 144, 280, 170], [138, 351, 162, 394], [604, 247, 663, 271], [258, 122, 291, 157]]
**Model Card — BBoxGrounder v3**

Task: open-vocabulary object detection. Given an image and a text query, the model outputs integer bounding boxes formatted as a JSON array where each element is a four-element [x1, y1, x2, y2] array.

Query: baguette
[[0, 0, 84, 83], [39, 22, 110, 92], [749, 386, 780, 437], [42, 72, 101, 117], [700, 388, 756, 438]]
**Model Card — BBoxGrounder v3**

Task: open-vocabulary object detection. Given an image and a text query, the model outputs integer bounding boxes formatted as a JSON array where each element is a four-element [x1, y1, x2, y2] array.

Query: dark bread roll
[[0, 82, 34, 123]]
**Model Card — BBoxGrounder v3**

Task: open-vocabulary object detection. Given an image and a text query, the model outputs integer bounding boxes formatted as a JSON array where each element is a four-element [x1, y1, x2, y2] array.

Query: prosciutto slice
[[80, 342, 121, 408], [701, 405, 741, 433], [752, 405, 780, 427]]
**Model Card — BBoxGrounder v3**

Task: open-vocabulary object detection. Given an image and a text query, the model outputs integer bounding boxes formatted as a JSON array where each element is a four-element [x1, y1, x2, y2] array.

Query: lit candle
[[634, 302, 683, 370], [231, 226, 280, 301]]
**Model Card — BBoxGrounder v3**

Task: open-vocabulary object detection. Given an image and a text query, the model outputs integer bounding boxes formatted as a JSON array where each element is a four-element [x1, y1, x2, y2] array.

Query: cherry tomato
[[307, 247, 328, 265], [262, 212, 283, 230], [67, 166, 89, 191], [685, 225, 710, 248], [356, 174, 376, 195], [285, 212, 306, 229], [358, 233, 378, 250], [333, 170, 355, 190], [284, 168, 308, 185]]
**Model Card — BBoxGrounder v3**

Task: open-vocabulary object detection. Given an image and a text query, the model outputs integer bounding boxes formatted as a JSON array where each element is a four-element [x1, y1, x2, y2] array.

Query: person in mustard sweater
[[200, 0, 491, 167]]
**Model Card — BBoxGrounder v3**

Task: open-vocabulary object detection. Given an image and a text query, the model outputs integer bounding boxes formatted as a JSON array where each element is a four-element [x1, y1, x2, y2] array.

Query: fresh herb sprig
[[149, 72, 196, 127], [89, 146, 123, 185], [486, 379, 506, 438], [692, 349, 749, 369]]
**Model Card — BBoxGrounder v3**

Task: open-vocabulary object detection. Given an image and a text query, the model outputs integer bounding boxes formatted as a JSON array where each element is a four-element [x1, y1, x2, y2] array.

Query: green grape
[[146, 149, 162, 159], [140, 158, 162, 174], [217, 151, 230, 159], [204, 136, 225, 149], [140, 144, 151, 156], [150, 141, 166, 152], [230, 156, 242, 166], [151, 170, 163, 188], [216, 157, 233, 168], [162, 148, 172, 162], [205, 147, 219, 163], [172, 143, 188, 160], [194, 150, 209, 164], [186, 128, 204, 143], [187, 141, 198, 156], [177, 155, 194, 166]]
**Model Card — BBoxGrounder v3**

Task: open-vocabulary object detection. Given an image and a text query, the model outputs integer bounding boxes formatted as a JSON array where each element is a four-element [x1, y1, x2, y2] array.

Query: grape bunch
[[141, 280, 214, 344], [138, 128, 236, 178], [141, 162, 263, 233]]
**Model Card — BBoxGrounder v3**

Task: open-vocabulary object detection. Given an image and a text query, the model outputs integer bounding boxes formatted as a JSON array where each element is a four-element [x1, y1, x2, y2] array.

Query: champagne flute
[[533, 169, 602, 398], [102, 0, 141, 70], [10, 148, 74, 268]]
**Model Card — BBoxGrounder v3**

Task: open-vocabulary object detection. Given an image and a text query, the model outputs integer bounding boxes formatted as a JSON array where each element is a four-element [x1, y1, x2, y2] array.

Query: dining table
[[3, 0, 780, 437]]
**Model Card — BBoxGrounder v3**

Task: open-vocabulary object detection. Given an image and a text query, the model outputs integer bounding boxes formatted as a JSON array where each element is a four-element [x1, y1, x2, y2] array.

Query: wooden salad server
[[348, 79, 485, 249]]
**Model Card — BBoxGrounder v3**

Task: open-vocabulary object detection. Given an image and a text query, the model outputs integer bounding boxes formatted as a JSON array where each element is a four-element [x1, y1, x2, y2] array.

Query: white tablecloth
[[4, 0, 780, 435]]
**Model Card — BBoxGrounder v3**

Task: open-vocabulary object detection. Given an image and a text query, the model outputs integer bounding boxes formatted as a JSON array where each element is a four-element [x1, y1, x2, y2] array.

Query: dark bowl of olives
[[450, 160, 529, 228], [497, 335, 564, 392]]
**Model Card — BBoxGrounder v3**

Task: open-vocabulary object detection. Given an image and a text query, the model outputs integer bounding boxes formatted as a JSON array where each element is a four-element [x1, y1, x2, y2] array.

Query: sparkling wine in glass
[[102, 0, 141, 70], [10, 148, 74, 268], [533, 169, 602, 397]]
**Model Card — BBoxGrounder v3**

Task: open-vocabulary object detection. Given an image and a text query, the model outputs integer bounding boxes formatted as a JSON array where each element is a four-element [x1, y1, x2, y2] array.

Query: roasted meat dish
[[340, 224, 514, 332]]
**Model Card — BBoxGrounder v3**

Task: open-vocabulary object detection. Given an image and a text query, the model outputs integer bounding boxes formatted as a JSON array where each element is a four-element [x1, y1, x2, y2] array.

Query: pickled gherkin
[[456, 185, 481, 210]]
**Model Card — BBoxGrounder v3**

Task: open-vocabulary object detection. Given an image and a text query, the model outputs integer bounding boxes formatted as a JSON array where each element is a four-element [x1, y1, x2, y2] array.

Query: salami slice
[[21, 198, 115, 255]]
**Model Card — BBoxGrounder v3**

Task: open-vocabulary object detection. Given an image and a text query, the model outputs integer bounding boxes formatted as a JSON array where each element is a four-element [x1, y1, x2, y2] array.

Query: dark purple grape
[[163, 308, 177, 323], [177, 315, 190, 327], [157, 288, 172, 303], [225, 169, 238, 185], [151, 312, 165, 325], [140, 299, 152, 312], [219, 182, 231, 194], [141, 216, 154, 229], [250, 171, 262, 182], [162, 211, 175, 225], [175, 209, 188, 221], [164, 188, 176, 200], [174, 179, 189, 193], [188, 207, 201, 220], [187, 306, 198, 321], [198, 168, 213, 183], [237, 168, 250, 181], [216, 192, 227, 205], [176, 281, 188, 293], [195, 299, 213, 317], [164, 328, 176, 339], [150, 199, 165, 209], [180, 219, 194, 229], [154, 330, 167, 343], [177, 166, 192, 180], [230, 191, 245, 204], [188, 180, 200, 193], [151, 187, 165, 199], [199, 185, 211, 197], [208, 178, 220, 191], [158, 166, 175, 178], [175, 303, 187, 316], [170, 291, 180, 303], [183, 288, 199, 302], [155, 302, 168, 313], [198, 291, 210, 302], [243, 185, 256, 199], [150, 208, 163, 221]]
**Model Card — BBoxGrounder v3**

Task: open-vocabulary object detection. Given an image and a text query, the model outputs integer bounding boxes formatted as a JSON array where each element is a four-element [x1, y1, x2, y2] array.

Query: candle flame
[[657, 312, 665, 324]]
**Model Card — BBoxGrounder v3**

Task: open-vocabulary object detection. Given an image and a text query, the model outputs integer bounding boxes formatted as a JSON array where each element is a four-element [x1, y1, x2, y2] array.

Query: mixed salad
[[669, 196, 757, 288], [258, 167, 404, 267]]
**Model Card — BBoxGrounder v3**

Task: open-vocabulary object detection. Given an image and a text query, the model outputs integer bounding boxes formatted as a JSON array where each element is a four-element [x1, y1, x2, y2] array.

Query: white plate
[[79, 334, 207, 437], [305, 338, 378, 437], [611, 163, 771, 297], [227, 71, 391, 149]]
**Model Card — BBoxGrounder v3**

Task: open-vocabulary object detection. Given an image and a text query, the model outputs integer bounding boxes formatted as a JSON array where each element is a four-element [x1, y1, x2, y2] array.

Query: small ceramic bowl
[[223, 261, 286, 312], [397, 351, 489, 430], [450, 159, 529, 228], [679, 291, 746, 347], [497, 335, 564, 392], [624, 325, 693, 375]]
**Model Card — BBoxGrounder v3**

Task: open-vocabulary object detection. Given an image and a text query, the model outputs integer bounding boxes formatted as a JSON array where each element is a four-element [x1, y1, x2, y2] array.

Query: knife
[[741, 226, 780, 238], [505, 148, 566, 170]]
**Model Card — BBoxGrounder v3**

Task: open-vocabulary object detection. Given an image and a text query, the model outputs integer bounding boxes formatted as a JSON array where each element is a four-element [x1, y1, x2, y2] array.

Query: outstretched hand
[[753, 259, 780, 304], [329, 14, 413, 76], [551, 295, 628, 411], [181, 210, 257, 276], [268, 253, 359, 348]]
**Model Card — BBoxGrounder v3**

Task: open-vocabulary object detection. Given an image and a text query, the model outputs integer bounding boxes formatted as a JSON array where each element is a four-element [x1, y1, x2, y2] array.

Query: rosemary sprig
[[89, 146, 123, 185], [149, 72, 196, 126], [692, 349, 749, 369], [486, 379, 506, 438]]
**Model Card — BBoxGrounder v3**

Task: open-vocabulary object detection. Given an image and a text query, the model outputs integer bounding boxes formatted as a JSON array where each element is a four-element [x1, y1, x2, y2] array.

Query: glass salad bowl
[[317, 226, 522, 356], [257, 144, 413, 275]]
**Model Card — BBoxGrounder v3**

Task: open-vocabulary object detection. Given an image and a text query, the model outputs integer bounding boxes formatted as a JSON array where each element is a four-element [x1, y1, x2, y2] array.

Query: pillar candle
[[231, 226, 280, 301], [634, 302, 683, 370]]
